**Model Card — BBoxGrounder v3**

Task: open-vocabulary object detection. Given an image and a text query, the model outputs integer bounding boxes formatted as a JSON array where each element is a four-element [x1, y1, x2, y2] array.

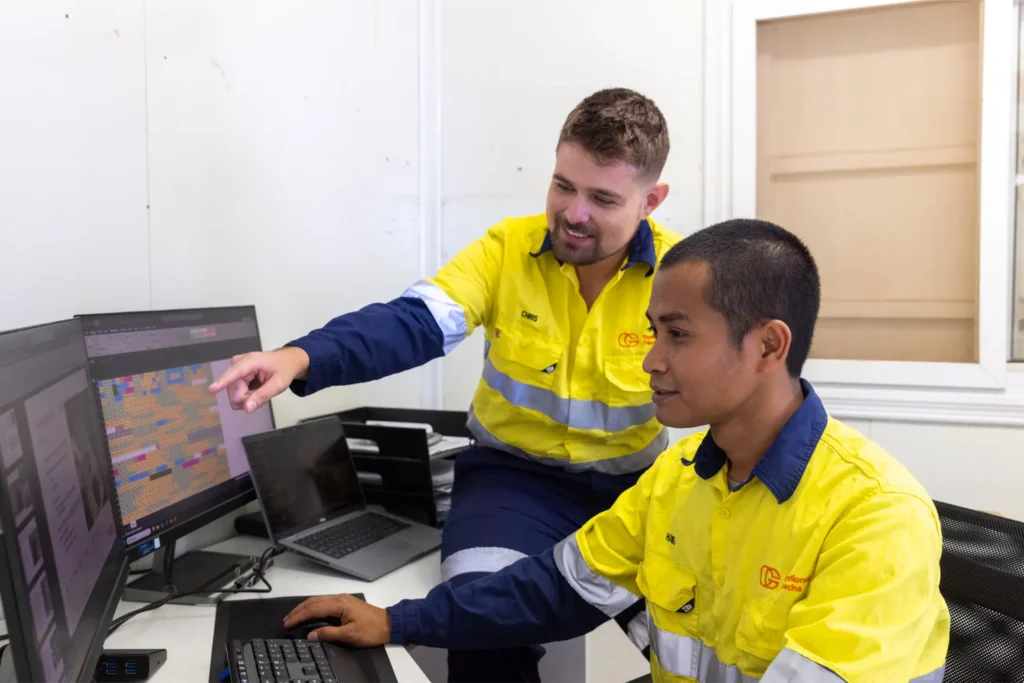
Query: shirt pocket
[[735, 596, 789, 663], [487, 332, 563, 393], [637, 553, 699, 633], [602, 354, 653, 404]]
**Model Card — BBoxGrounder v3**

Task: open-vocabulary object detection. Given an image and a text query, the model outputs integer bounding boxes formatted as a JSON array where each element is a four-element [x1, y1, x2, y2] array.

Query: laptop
[[241, 417, 441, 581]]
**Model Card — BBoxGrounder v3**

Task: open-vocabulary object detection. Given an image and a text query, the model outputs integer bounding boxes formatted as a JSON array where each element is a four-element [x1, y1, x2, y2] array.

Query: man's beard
[[550, 216, 605, 266]]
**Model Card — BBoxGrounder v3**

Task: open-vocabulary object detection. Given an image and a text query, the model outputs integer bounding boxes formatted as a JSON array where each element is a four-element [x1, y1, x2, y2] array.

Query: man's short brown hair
[[557, 87, 670, 182]]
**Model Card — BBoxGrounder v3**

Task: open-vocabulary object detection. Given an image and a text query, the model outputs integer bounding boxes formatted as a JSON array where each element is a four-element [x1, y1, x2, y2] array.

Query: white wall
[[0, 2, 150, 325]]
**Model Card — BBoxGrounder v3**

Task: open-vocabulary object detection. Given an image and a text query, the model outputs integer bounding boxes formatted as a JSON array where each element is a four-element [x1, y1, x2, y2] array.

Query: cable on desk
[[106, 547, 284, 639]]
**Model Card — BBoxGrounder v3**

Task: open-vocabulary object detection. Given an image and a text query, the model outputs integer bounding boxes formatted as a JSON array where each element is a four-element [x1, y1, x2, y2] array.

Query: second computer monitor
[[79, 307, 274, 562], [0, 319, 128, 682]]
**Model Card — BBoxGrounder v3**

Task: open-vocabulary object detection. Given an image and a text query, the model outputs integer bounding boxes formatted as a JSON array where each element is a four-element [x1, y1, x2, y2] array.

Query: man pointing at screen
[[210, 87, 681, 682]]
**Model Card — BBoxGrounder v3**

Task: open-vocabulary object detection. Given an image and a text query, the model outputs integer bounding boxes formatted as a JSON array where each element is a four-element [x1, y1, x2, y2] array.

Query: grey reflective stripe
[[650, 625, 760, 682], [912, 666, 945, 683], [760, 648, 844, 683], [401, 280, 467, 354], [481, 358, 657, 432], [467, 408, 667, 475], [553, 535, 640, 617], [625, 609, 649, 651], [440, 547, 527, 581]]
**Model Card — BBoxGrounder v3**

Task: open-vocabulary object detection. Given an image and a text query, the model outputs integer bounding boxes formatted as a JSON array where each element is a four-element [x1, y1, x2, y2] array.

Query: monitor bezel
[[0, 318, 131, 682], [75, 305, 276, 562]]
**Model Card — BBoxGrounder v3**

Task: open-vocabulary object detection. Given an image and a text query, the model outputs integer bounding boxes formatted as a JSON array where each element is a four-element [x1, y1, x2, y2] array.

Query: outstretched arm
[[283, 456, 665, 651], [209, 223, 506, 411], [287, 223, 506, 396]]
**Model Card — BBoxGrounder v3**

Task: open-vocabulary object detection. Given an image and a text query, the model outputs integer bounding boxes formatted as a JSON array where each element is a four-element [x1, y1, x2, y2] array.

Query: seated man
[[280, 219, 950, 683]]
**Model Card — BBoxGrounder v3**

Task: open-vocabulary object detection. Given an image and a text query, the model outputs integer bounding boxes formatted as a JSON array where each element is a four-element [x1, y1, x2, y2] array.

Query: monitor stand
[[122, 540, 250, 606]]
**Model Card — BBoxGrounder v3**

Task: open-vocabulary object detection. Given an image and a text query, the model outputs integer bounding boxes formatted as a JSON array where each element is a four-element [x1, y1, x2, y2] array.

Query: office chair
[[935, 500, 1024, 683]]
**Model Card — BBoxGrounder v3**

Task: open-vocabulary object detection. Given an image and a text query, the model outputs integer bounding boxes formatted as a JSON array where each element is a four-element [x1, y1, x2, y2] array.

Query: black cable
[[106, 547, 283, 638], [0, 634, 7, 642]]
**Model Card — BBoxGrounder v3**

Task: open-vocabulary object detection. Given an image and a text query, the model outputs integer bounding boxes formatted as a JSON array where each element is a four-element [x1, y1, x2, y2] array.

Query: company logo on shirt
[[618, 332, 640, 348], [618, 332, 656, 348], [760, 565, 810, 592], [521, 311, 538, 322], [665, 532, 676, 545], [759, 565, 781, 589]]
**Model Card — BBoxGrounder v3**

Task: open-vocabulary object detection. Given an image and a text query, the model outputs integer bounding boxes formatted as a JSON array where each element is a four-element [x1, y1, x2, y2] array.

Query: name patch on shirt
[[678, 598, 695, 614]]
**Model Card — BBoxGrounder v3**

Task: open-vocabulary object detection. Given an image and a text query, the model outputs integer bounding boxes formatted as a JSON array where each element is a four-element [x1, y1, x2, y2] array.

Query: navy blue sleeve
[[386, 549, 609, 650], [285, 297, 445, 396]]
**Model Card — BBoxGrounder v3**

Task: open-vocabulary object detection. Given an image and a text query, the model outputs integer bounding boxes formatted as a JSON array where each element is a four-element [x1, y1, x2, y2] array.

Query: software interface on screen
[[81, 308, 273, 550], [0, 321, 123, 682]]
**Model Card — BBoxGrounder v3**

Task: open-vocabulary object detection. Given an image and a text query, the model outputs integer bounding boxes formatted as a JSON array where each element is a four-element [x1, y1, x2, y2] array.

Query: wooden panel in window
[[756, 0, 982, 363]]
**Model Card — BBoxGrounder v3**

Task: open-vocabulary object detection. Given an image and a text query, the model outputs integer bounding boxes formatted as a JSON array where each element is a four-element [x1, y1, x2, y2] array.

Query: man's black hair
[[659, 218, 821, 377]]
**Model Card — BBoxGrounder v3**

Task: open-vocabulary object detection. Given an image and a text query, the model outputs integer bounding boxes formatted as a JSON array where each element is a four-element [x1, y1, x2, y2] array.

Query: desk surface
[[106, 536, 440, 682]]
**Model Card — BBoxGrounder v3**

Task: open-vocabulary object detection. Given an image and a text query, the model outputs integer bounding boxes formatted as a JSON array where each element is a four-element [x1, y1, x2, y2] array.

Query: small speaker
[[95, 648, 167, 682]]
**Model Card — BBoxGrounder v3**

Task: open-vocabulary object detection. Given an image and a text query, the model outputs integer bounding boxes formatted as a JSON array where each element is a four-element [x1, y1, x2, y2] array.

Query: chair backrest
[[934, 500, 1024, 682]]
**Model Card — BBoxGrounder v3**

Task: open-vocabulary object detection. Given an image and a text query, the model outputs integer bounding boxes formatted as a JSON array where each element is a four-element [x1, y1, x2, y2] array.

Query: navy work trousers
[[438, 446, 645, 683]]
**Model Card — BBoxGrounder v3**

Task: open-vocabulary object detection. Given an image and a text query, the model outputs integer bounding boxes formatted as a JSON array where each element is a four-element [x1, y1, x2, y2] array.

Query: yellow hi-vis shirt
[[403, 213, 681, 475], [554, 381, 950, 683]]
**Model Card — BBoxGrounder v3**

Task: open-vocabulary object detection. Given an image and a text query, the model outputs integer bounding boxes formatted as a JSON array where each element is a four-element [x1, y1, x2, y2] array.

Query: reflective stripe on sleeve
[[440, 547, 528, 581], [552, 535, 639, 618], [401, 280, 467, 354]]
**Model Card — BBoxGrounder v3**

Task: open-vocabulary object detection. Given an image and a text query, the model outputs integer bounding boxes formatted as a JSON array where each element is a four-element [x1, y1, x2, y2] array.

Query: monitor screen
[[0, 319, 127, 682], [242, 418, 363, 540], [79, 307, 274, 556]]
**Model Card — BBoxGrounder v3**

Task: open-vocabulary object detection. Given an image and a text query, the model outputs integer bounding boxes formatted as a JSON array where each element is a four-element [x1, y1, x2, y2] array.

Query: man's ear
[[758, 320, 792, 373], [642, 183, 670, 218]]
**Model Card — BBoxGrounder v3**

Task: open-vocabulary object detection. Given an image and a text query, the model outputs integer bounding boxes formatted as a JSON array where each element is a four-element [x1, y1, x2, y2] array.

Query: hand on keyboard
[[283, 594, 391, 647]]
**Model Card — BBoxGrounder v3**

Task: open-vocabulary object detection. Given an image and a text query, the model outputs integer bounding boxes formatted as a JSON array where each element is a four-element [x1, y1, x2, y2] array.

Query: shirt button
[[719, 509, 731, 518]]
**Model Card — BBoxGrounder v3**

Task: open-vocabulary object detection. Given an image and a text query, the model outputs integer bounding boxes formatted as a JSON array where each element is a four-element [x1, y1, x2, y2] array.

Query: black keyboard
[[293, 512, 409, 559], [230, 638, 337, 683]]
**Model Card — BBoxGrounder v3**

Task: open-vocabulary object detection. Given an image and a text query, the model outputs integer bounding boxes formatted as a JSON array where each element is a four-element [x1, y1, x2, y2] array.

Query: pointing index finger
[[209, 361, 248, 393]]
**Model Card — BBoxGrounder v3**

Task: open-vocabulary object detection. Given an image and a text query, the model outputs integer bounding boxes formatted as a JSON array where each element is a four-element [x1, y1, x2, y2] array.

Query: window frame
[[730, 0, 1015, 391], [704, 0, 1024, 425]]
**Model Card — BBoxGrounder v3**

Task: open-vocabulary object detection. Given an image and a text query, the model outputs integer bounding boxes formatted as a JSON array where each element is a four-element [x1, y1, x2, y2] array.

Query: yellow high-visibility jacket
[[290, 213, 681, 475], [389, 381, 950, 683]]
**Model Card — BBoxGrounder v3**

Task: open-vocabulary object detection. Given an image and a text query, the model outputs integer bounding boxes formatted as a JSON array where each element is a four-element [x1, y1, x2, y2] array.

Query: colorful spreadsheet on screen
[[96, 364, 231, 525]]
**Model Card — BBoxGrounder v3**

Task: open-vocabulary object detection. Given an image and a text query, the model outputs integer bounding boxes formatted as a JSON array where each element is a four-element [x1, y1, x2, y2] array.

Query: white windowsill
[[817, 363, 1024, 427]]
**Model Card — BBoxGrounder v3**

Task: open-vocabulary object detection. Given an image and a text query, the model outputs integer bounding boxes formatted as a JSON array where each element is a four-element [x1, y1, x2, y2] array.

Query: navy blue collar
[[681, 379, 828, 504], [530, 219, 657, 277]]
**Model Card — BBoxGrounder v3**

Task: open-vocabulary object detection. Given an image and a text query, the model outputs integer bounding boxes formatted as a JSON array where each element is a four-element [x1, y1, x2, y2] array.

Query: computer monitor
[[79, 306, 275, 605], [0, 319, 129, 682]]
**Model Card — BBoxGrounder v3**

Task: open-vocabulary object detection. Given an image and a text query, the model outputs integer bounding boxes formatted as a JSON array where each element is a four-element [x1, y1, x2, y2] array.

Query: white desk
[[104, 536, 438, 682]]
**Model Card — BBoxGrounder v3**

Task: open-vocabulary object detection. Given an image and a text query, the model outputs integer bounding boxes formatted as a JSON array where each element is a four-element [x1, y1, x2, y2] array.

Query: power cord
[[106, 547, 283, 638]]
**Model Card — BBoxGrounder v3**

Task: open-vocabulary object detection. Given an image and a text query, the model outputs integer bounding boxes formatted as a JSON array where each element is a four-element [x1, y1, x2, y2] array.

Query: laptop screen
[[242, 418, 363, 540]]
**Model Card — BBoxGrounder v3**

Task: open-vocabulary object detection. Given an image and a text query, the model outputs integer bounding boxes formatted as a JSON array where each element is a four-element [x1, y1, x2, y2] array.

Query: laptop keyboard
[[230, 638, 336, 683], [293, 512, 409, 559]]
